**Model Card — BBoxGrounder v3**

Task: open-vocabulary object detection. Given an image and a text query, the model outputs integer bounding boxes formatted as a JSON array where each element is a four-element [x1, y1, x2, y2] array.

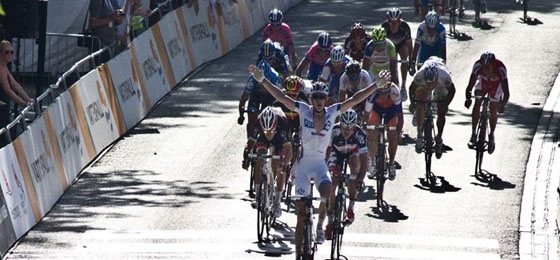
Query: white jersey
[[294, 101, 341, 159], [413, 59, 453, 99], [339, 69, 372, 95]]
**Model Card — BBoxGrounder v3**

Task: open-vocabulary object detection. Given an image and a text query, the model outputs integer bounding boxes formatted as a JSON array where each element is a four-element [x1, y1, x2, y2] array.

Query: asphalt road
[[3, 0, 560, 259]]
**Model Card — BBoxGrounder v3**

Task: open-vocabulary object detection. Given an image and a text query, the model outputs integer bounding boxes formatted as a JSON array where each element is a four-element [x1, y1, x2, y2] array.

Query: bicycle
[[330, 159, 354, 260], [414, 98, 439, 186], [284, 128, 301, 212], [248, 152, 282, 243], [468, 96, 491, 179], [366, 124, 390, 208], [292, 180, 328, 260]]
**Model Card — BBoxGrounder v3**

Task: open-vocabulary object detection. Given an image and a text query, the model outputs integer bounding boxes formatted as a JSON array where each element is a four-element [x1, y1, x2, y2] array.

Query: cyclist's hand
[[464, 99, 472, 109], [249, 64, 264, 83], [329, 166, 341, 175], [408, 62, 416, 76], [237, 116, 245, 125], [408, 103, 417, 114], [498, 102, 506, 114]]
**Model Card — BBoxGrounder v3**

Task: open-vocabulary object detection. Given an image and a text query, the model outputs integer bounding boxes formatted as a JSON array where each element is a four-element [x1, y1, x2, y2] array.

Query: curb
[[518, 73, 560, 259]]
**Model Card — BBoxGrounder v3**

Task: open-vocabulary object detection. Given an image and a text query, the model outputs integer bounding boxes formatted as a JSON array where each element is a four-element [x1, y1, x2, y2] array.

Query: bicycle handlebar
[[291, 195, 328, 203], [248, 153, 283, 160]]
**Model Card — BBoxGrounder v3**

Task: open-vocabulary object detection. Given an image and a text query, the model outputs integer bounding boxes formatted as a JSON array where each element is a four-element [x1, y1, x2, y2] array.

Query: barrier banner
[[209, 0, 244, 54], [70, 69, 120, 153], [238, 0, 266, 37], [0, 160, 17, 257], [153, 11, 193, 88], [106, 50, 149, 131], [0, 144, 36, 238], [98, 64, 128, 136], [46, 91, 96, 184], [12, 116, 65, 218], [179, 2, 222, 67], [129, 29, 171, 110]]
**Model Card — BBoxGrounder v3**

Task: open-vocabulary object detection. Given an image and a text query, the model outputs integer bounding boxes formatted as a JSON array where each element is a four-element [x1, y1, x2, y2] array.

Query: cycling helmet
[[480, 51, 495, 65], [387, 8, 402, 21], [268, 9, 283, 24], [317, 32, 333, 49], [330, 45, 345, 63], [350, 23, 366, 39], [370, 26, 386, 42], [258, 106, 278, 132], [310, 81, 329, 97], [284, 75, 303, 95], [260, 39, 275, 60], [257, 59, 276, 80], [340, 109, 358, 127], [425, 11, 440, 29], [345, 60, 361, 77], [423, 63, 439, 83], [377, 70, 392, 92]]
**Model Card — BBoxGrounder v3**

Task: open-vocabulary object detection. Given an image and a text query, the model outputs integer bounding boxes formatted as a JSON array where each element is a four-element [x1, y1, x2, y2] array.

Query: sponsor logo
[[85, 100, 104, 124], [190, 23, 211, 42], [117, 78, 136, 103], [30, 153, 51, 183], [167, 38, 182, 59]]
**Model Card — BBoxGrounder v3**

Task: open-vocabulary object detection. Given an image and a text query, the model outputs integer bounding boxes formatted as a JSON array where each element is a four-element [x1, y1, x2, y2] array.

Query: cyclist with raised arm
[[411, 12, 446, 69], [382, 7, 414, 101], [262, 8, 299, 69], [248, 63, 381, 260], [319, 45, 352, 105], [295, 32, 333, 82], [344, 23, 370, 63], [326, 109, 368, 231], [338, 60, 373, 124], [238, 60, 282, 139], [464, 52, 510, 154], [257, 39, 291, 81], [409, 56, 456, 159], [243, 106, 292, 218], [363, 70, 402, 180]]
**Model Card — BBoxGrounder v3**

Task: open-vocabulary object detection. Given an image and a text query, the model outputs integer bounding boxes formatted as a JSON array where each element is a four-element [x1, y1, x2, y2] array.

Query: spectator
[[89, 0, 125, 62], [0, 40, 33, 147], [129, 0, 152, 40]]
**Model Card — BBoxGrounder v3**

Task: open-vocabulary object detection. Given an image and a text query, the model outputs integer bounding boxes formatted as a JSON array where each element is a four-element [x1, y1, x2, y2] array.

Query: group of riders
[[238, 6, 509, 259]]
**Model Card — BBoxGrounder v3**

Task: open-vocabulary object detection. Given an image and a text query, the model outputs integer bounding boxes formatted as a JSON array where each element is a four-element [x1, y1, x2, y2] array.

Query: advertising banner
[[0, 144, 37, 237], [210, 0, 245, 53], [130, 29, 172, 110], [70, 69, 120, 153], [179, 2, 222, 67], [0, 156, 16, 257], [106, 50, 149, 131], [45, 92, 96, 184], [153, 11, 193, 87]]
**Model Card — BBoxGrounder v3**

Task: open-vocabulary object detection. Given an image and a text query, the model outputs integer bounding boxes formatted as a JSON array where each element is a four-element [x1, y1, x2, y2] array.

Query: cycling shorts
[[294, 157, 331, 197]]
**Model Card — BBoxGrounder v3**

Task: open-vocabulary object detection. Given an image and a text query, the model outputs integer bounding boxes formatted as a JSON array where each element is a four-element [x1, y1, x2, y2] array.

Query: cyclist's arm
[[465, 73, 477, 99], [500, 78, 510, 112], [238, 92, 249, 118], [446, 82, 456, 105], [294, 59, 308, 78], [249, 64, 296, 111], [340, 82, 378, 112]]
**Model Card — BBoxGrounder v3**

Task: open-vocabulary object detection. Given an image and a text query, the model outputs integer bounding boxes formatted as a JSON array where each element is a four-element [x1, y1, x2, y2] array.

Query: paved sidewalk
[[519, 73, 560, 259]]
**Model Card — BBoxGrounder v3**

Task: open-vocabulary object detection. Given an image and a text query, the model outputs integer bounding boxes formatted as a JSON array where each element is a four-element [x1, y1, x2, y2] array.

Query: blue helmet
[[260, 39, 275, 60], [425, 11, 440, 28], [317, 32, 333, 49], [268, 9, 283, 24]]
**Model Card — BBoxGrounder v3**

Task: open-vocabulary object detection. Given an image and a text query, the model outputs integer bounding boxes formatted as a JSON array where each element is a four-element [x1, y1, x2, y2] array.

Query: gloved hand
[[464, 92, 472, 109], [250, 65, 264, 83], [408, 102, 417, 114], [408, 61, 416, 76], [237, 116, 245, 125]]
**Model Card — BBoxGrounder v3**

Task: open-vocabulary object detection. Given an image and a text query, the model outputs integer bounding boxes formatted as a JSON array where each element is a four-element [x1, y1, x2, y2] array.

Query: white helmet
[[330, 45, 345, 63]]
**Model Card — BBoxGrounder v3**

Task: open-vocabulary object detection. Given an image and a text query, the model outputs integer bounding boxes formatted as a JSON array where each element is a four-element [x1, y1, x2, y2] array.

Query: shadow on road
[[518, 17, 543, 25], [414, 176, 462, 193], [471, 170, 517, 190], [367, 203, 409, 223]]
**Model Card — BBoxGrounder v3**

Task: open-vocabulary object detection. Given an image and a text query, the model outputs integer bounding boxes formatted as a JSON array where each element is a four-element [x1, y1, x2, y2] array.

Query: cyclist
[[363, 70, 402, 180], [382, 7, 414, 101], [326, 109, 368, 230], [409, 56, 456, 159], [338, 60, 373, 124], [256, 39, 291, 81], [262, 8, 299, 69], [411, 12, 446, 69], [243, 106, 292, 218], [295, 32, 333, 82], [343, 23, 370, 62], [248, 63, 381, 259], [363, 26, 399, 92], [319, 45, 352, 105], [464, 52, 510, 154], [238, 60, 282, 139]]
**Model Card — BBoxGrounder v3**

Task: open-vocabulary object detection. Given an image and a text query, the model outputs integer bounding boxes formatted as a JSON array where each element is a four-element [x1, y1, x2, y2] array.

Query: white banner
[[179, 2, 222, 66], [0, 144, 36, 237]]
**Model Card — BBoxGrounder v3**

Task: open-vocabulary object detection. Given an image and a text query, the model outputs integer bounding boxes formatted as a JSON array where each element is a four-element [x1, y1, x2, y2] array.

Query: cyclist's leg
[[385, 115, 399, 165], [414, 87, 430, 137], [347, 153, 360, 207], [434, 86, 451, 141], [471, 85, 485, 136], [398, 41, 413, 90], [293, 160, 312, 256], [365, 111, 381, 165]]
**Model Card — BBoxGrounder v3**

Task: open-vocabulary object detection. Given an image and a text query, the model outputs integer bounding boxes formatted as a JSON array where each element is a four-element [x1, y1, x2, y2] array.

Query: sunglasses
[[319, 47, 330, 52], [271, 22, 282, 27], [263, 129, 276, 135], [373, 40, 385, 46], [388, 20, 400, 25], [341, 123, 355, 130], [312, 95, 327, 100], [349, 75, 360, 81], [4, 50, 14, 55]]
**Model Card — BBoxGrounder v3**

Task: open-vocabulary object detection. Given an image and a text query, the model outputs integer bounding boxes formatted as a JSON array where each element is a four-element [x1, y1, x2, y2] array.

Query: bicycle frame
[[330, 159, 353, 260], [292, 182, 328, 260], [249, 152, 281, 243], [284, 129, 301, 212], [366, 124, 388, 208], [472, 96, 490, 177], [416, 99, 438, 185]]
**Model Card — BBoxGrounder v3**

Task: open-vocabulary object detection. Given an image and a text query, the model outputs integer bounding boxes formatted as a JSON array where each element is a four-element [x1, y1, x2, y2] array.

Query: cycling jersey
[[262, 23, 294, 55], [326, 124, 368, 172], [250, 109, 291, 153], [293, 102, 340, 196], [343, 35, 371, 62], [471, 59, 508, 101], [303, 43, 332, 81], [364, 83, 402, 127], [273, 91, 309, 131], [414, 22, 446, 66], [363, 39, 397, 80], [319, 56, 352, 100], [339, 69, 373, 97], [256, 42, 290, 76], [412, 60, 453, 100], [381, 20, 412, 50], [243, 61, 282, 112]]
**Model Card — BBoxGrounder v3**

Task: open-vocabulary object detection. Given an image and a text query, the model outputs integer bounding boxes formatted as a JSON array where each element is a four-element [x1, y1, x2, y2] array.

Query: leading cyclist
[[248, 63, 381, 260], [464, 52, 510, 154]]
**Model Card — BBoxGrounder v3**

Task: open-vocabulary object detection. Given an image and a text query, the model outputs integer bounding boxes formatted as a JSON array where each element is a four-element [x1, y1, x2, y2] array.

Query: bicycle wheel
[[423, 120, 436, 185], [249, 159, 256, 198], [474, 116, 487, 175], [302, 218, 314, 260], [256, 176, 268, 242], [375, 150, 386, 208], [330, 193, 344, 260]]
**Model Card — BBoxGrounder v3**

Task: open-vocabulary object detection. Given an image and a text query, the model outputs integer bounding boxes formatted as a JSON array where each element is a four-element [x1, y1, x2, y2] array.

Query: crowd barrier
[[0, 0, 303, 257]]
